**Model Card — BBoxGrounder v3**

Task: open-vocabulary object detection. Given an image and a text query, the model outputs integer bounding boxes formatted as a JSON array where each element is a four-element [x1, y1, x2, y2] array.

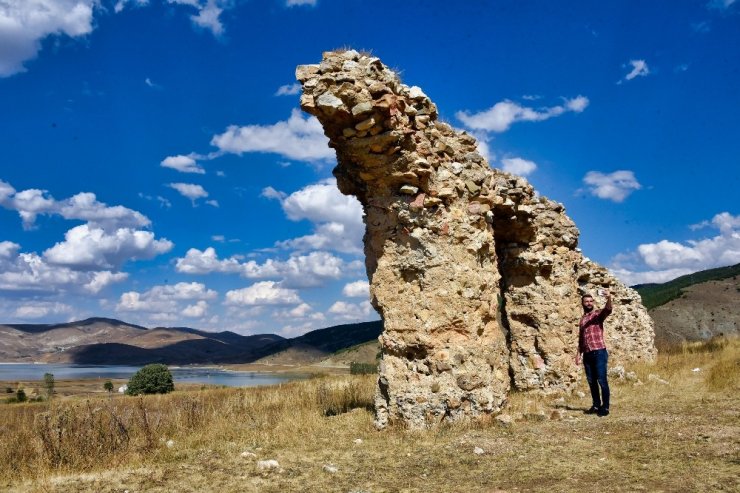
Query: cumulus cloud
[[225, 281, 302, 306], [176, 247, 358, 287], [168, 182, 210, 204], [161, 155, 205, 174], [342, 280, 369, 298], [13, 301, 73, 319], [264, 178, 365, 254], [456, 96, 589, 133], [275, 83, 302, 96], [610, 212, 740, 285], [0, 0, 97, 77], [168, 0, 229, 37], [0, 241, 128, 294], [582, 170, 642, 202], [0, 179, 150, 230], [116, 282, 216, 317], [182, 300, 208, 317], [500, 157, 537, 177], [328, 300, 375, 321], [619, 60, 650, 84], [210, 109, 334, 163], [42, 224, 173, 270]]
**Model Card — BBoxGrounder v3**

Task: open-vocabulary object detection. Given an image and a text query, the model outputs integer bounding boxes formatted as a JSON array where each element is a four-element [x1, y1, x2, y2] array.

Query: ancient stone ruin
[[297, 50, 656, 429]]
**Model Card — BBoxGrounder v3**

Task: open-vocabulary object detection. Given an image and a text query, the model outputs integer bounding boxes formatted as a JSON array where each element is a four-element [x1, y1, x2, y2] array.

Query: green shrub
[[16, 389, 27, 402], [350, 362, 378, 375], [125, 364, 174, 396], [43, 373, 55, 398]]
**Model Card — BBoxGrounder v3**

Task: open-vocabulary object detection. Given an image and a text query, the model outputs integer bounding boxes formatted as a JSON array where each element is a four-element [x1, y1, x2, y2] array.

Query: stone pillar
[[297, 50, 655, 429]]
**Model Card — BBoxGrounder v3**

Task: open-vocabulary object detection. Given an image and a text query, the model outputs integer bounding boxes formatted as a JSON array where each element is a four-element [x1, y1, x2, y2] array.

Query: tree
[[103, 380, 114, 393], [43, 372, 55, 398], [16, 388, 27, 402], [125, 364, 175, 396]]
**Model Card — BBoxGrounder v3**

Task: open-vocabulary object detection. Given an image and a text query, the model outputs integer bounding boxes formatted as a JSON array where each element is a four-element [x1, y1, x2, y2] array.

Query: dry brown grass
[[1, 338, 738, 493]]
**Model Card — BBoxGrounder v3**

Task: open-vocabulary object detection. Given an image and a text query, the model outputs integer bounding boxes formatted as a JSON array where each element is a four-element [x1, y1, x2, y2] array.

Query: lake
[[0, 363, 305, 388]]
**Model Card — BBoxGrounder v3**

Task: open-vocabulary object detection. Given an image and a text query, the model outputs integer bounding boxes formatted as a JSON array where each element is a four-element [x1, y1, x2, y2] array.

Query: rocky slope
[[647, 276, 739, 348]]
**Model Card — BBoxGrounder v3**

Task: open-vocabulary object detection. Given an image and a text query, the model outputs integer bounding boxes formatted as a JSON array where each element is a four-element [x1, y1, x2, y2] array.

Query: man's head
[[582, 294, 595, 312]]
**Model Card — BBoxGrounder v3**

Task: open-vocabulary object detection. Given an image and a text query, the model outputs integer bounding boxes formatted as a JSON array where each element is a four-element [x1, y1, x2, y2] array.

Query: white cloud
[[265, 178, 365, 254], [456, 96, 589, 133], [176, 247, 357, 287], [0, 0, 97, 77], [286, 0, 317, 6], [189, 0, 223, 36], [342, 280, 369, 298], [13, 301, 73, 319], [182, 300, 208, 317], [116, 282, 216, 316], [43, 224, 173, 270], [582, 170, 642, 202], [167, 0, 229, 37], [0, 180, 150, 230], [328, 300, 374, 321], [0, 244, 128, 294], [115, 0, 149, 14], [610, 212, 740, 285], [85, 271, 129, 293], [210, 109, 334, 163], [275, 83, 302, 96], [161, 155, 205, 174], [225, 281, 302, 306], [500, 157, 537, 177], [168, 182, 209, 204], [620, 60, 650, 83]]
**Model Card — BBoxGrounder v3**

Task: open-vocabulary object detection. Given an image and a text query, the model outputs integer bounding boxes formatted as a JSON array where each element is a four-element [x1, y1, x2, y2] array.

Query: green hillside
[[633, 263, 740, 310]]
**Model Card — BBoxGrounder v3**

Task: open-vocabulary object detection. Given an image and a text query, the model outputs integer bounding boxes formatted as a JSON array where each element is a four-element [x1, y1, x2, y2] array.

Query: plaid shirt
[[579, 306, 612, 353]]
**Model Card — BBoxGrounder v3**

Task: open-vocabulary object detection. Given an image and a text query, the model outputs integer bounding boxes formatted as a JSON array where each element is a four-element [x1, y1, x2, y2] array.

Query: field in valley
[[1, 338, 738, 493]]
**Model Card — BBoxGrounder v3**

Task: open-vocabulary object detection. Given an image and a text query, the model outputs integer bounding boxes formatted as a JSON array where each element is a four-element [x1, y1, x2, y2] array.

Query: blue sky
[[0, 0, 738, 335]]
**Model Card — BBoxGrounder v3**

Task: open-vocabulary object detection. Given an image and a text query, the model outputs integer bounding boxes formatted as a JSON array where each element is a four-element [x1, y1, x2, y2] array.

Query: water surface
[[0, 363, 303, 388]]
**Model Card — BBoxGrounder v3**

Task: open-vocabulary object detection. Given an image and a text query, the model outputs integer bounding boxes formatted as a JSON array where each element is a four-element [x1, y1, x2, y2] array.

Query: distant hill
[[255, 320, 383, 365], [633, 263, 740, 310], [633, 264, 740, 348], [0, 317, 383, 366]]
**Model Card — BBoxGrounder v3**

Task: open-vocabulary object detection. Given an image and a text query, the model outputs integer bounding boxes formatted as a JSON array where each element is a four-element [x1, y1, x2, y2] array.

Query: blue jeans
[[583, 349, 609, 409]]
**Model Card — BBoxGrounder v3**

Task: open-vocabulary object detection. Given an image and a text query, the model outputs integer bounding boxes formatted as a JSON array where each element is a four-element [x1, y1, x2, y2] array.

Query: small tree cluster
[[125, 364, 175, 396]]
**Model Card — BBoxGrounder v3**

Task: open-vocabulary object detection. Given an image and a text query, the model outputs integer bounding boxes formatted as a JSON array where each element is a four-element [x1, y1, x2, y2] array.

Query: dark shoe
[[597, 407, 609, 417], [584, 406, 600, 414]]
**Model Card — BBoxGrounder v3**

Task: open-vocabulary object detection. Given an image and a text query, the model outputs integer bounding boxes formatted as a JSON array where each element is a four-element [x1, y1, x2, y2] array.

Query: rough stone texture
[[297, 50, 656, 429]]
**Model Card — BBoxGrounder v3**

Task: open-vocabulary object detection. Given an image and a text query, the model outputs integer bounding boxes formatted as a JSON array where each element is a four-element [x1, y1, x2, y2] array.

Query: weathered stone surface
[[298, 50, 656, 430]]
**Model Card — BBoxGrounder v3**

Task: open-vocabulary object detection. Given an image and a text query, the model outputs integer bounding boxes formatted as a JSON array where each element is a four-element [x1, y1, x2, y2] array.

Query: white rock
[[692, 368, 701, 372], [408, 86, 427, 99], [166, 440, 175, 448], [648, 374, 669, 385], [257, 459, 280, 470], [473, 447, 485, 455], [317, 93, 345, 111], [323, 464, 338, 474], [450, 162, 464, 175], [241, 451, 257, 459], [575, 391, 586, 398], [353, 438, 363, 444]]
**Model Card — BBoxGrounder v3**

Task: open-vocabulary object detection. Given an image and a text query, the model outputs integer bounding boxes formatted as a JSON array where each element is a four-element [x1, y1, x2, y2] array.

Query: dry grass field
[[1, 337, 738, 493]]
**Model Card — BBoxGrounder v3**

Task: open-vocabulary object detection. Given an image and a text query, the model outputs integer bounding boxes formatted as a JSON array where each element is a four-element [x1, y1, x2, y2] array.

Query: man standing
[[576, 290, 612, 416]]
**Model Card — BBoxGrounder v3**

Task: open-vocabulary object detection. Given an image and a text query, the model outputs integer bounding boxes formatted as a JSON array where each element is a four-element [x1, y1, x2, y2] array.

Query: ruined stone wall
[[297, 50, 656, 429]]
